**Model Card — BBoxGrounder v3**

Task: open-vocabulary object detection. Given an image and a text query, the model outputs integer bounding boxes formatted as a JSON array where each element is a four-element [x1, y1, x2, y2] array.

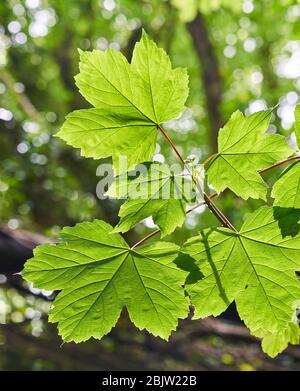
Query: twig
[[259, 156, 300, 174]]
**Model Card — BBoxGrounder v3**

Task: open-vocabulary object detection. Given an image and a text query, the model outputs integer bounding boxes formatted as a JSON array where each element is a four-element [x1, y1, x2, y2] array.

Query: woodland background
[[1, 0, 300, 371]]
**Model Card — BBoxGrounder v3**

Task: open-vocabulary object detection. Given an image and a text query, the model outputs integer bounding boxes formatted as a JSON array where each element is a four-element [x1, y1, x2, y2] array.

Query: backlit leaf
[[180, 206, 300, 354], [107, 162, 200, 237], [57, 31, 189, 174], [206, 110, 292, 200], [23, 220, 189, 342], [271, 105, 300, 208]]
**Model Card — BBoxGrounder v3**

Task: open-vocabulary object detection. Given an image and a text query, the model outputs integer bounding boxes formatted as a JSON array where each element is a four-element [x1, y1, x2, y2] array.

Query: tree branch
[[187, 12, 223, 153], [0, 226, 49, 274]]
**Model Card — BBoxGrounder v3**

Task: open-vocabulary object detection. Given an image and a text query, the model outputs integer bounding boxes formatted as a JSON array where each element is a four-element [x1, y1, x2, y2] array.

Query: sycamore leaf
[[57, 31, 189, 175], [206, 110, 292, 200], [57, 110, 157, 176], [271, 105, 300, 208], [23, 220, 189, 343], [106, 162, 199, 237], [180, 206, 300, 353], [260, 322, 300, 358], [271, 161, 300, 208]]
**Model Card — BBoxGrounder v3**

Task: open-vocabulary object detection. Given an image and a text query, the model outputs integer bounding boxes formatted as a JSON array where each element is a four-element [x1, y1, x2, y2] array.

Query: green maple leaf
[[180, 206, 300, 355], [206, 110, 292, 200], [271, 105, 300, 208], [271, 161, 300, 208], [23, 220, 189, 343], [56, 31, 189, 175], [106, 162, 199, 237], [259, 322, 300, 358]]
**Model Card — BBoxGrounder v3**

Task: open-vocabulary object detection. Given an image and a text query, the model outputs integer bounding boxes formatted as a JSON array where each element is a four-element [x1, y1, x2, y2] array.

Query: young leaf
[[180, 206, 300, 349], [23, 220, 189, 343], [106, 162, 199, 237], [206, 110, 292, 200], [57, 31, 189, 174]]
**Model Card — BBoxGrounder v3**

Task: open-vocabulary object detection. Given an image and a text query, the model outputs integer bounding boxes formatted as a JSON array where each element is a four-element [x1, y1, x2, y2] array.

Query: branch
[[0, 226, 49, 274], [0, 322, 123, 370]]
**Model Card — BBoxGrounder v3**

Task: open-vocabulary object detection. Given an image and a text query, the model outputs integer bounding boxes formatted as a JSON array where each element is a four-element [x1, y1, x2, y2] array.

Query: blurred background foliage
[[1, 0, 300, 371]]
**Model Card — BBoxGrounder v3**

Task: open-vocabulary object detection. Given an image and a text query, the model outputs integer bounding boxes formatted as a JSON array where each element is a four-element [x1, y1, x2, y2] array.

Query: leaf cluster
[[23, 32, 300, 358]]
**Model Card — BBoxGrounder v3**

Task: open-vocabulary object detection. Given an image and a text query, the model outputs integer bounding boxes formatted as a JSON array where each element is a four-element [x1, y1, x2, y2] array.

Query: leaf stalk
[[259, 155, 300, 174]]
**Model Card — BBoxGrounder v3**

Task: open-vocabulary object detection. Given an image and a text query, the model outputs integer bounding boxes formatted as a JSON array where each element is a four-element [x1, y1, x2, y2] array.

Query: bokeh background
[[1, 0, 300, 371]]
